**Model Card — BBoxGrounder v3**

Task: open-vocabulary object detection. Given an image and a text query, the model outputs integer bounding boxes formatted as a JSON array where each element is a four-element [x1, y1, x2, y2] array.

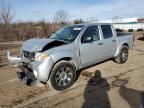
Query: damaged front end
[[7, 51, 37, 86], [7, 38, 67, 86], [17, 66, 36, 86]]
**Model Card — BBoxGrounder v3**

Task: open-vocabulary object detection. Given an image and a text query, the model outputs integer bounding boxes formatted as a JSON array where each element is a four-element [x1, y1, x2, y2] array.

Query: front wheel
[[114, 46, 129, 64], [49, 61, 76, 91]]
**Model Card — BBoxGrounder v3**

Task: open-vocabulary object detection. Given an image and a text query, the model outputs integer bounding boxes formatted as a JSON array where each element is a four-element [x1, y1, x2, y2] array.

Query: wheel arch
[[48, 55, 79, 81], [54, 57, 77, 69], [114, 42, 129, 57], [122, 43, 129, 48]]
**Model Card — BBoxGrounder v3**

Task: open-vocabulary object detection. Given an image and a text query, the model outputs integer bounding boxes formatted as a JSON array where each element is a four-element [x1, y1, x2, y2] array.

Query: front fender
[[50, 50, 79, 70]]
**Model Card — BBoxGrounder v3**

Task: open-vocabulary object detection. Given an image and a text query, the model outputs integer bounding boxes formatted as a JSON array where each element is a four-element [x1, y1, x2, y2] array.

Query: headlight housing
[[34, 53, 49, 61]]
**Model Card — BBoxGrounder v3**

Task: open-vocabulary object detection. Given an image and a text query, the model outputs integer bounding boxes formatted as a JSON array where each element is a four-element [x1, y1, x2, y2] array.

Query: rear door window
[[101, 25, 113, 39]]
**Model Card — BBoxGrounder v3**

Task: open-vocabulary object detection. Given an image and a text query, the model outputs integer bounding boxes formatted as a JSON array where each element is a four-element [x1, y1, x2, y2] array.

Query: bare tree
[[0, 1, 13, 24], [74, 18, 84, 24], [53, 10, 68, 24]]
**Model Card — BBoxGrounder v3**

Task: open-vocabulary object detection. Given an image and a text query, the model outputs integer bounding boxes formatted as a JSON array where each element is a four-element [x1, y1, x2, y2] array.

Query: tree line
[[0, 2, 85, 42]]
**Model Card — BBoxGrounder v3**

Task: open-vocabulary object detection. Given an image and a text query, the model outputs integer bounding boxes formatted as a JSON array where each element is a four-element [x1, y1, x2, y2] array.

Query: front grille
[[23, 51, 35, 61]]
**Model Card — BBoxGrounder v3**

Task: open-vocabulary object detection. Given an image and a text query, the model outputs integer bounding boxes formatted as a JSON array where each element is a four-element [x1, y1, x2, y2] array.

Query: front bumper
[[30, 56, 54, 82], [17, 67, 36, 86], [7, 51, 54, 84]]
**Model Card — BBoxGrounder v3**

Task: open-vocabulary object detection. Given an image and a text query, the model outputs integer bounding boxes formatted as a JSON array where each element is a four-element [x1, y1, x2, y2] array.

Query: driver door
[[80, 25, 104, 66]]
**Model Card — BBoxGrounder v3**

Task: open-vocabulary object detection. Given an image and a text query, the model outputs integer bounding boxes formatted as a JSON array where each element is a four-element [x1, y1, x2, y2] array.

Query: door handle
[[98, 42, 103, 45], [112, 40, 116, 42]]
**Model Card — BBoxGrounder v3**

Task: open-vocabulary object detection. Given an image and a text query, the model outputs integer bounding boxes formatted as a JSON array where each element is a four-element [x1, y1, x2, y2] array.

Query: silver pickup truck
[[8, 23, 134, 91]]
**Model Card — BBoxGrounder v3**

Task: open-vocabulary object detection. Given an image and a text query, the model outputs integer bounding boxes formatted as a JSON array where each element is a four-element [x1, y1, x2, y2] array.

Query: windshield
[[49, 25, 84, 43]]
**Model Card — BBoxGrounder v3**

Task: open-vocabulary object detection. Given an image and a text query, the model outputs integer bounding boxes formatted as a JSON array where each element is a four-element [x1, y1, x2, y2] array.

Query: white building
[[114, 23, 144, 31], [95, 17, 144, 31]]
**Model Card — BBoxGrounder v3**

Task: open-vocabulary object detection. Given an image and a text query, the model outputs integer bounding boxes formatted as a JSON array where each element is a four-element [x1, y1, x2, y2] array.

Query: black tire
[[114, 46, 129, 64], [49, 60, 76, 91]]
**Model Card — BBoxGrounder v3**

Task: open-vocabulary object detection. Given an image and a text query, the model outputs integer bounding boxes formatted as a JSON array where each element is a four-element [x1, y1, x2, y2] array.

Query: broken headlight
[[34, 53, 49, 61]]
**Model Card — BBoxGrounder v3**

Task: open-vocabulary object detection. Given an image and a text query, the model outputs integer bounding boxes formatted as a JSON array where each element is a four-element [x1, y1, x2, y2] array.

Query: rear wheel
[[115, 46, 129, 64], [49, 61, 76, 91]]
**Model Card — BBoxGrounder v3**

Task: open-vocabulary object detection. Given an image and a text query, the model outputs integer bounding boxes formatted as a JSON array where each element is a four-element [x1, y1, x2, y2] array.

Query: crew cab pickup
[[8, 23, 134, 91]]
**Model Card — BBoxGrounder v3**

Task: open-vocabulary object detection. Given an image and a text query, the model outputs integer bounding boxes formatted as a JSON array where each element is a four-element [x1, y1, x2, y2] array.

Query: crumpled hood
[[22, 38, 55, 52]]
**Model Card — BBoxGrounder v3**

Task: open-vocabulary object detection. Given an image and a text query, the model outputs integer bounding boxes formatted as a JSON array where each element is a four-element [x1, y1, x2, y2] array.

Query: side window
[[81, 26, 100, 43], [101, 25, 113, 39]]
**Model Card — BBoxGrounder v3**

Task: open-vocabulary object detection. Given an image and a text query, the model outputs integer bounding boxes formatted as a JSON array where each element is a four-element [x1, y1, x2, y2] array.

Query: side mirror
[[82, 36, 93, 43]]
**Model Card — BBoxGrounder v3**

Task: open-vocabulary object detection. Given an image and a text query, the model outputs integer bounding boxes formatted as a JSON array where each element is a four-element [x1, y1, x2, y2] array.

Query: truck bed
[[117, 32, 132, 37], [117, 33, 134, 49]]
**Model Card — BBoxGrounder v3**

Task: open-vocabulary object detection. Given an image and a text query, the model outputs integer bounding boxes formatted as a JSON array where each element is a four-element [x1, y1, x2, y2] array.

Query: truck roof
[[69, 23, 112, 27]]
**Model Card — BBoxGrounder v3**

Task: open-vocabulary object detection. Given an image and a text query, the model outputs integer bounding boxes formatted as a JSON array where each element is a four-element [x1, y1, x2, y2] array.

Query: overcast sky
[[1, 0, 144, 22]]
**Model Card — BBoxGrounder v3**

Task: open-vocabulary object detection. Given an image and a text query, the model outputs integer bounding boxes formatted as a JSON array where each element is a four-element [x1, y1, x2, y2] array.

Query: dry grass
[[0, 22, 63, 42]]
